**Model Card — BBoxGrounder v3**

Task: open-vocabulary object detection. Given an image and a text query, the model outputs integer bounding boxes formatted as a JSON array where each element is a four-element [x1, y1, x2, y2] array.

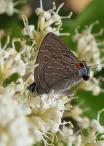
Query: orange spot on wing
[[75, 63, 84, 69]]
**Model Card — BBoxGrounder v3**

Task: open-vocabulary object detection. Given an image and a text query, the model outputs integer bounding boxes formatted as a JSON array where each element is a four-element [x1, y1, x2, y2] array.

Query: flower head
[[22, 0, 71, 47], [0, 38, 26, 84], [74, 22, 104, 95], [0, 90, 33, 146], [23, 92, 65, 144], [74, 21, 102, 71]]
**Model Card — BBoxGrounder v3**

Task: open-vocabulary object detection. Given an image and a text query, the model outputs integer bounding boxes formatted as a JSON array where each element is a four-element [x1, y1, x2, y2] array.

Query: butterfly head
[[75, 61, 90, 81]]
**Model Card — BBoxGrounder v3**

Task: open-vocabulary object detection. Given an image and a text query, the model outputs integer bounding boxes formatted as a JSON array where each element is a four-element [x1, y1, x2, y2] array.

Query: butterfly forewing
[[34, 33, 80, 93]]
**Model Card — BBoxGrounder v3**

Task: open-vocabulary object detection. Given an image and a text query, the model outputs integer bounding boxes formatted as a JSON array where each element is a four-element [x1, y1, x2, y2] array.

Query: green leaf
[[3, 73, 20, 86], [63, 0, 104, 47]]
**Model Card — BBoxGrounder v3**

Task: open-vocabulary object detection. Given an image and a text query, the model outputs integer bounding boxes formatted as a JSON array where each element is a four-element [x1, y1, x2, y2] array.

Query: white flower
[[20, 40, 36, 62], [0, 93, 33, 146], [0, 49, 26, 81], [0, 0, 18, 16], [78, 71, 104, 95], [61, 127, 75, 145], [35, 1, 72, 35], [61, 126, 82, 146], [90, 109, 104, 133], [0, 38, 26, 84], [90, 119, 104, 132], [12, 55, 26, 76], [65, 105, 90, 129], [68, 106, 83, 120], [22, 15, 35, 38], [81, 77, 103, 96], [12, 39, 36, 83]]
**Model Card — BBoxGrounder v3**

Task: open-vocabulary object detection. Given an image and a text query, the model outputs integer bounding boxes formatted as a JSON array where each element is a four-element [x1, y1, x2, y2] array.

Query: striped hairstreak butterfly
[[28, 32, 89, 94]]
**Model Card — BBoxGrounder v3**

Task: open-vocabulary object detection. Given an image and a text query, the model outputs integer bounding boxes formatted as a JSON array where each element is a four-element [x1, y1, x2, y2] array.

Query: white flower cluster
[[59, 106, 104, 146], [0, 87, 33, 146], [0, 37, 26, 85], [22, 0, 71, 47], [0, 35, 66, 145], [25, 93, 65, 144], [74, 22, 104, 95], [74, 21, 102, 70], [81, 109, 104, 146], [61, 126, 82, 146]]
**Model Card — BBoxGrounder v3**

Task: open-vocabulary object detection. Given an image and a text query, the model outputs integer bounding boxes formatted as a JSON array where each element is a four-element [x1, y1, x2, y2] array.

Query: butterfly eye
[[75, 63, 84, 69]]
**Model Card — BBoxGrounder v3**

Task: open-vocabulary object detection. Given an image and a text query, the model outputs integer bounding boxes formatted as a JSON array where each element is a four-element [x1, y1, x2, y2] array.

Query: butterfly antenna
[[88, 64, 99, 69]]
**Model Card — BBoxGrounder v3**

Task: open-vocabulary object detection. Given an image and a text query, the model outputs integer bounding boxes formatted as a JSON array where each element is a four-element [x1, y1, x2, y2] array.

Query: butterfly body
[[28, 33, 89, 94]]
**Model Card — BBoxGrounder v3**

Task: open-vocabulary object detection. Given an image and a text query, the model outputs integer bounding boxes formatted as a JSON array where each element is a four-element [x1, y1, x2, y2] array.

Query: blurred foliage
[[0, 0, 104, 123], [63, 0, 104, 44]]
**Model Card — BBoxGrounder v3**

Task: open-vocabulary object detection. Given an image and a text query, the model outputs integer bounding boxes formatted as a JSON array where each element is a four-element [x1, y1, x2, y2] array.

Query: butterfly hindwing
[[34, 33, 80, 93]]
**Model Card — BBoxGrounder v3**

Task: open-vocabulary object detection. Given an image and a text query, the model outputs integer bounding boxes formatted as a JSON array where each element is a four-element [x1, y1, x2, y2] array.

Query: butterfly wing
[[34, 33, 80, 93]]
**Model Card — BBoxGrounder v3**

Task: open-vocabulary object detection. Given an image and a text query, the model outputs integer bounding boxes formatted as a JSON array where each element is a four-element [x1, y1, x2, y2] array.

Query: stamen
[[83, 107, 90, 113], [42, 137, 52, 146], [22, 15, 28, 27], [94, 29, 104, 37], [64, 96, 78, 104], [3, 36, 10, 50], [48, 2, 56, 12], [45, 131, 54, 136], [60, 121, 73, 128], [59, 33, 70, 36], [56, 2, 64, 14], [74, 129, 81, 136], [97, 108, 104, 122], [61, 12, 73, 19], [44, 133, 53, 141], [75, 26, 80, 34], [88, 20, 99, 32], [88, 64, 99, 69], [12, 38, 21, 50], [97, 41, 104, 46], [58, 129, 63, 135], [40, 0, 43, 9]]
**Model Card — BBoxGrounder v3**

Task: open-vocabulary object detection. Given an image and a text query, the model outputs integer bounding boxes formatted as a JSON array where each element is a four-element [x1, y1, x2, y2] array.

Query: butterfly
[[28, 32, 89, 94]]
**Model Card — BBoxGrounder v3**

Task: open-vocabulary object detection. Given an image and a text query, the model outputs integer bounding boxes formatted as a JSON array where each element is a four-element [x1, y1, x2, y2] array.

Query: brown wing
[[34, 33, 80, 93]]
